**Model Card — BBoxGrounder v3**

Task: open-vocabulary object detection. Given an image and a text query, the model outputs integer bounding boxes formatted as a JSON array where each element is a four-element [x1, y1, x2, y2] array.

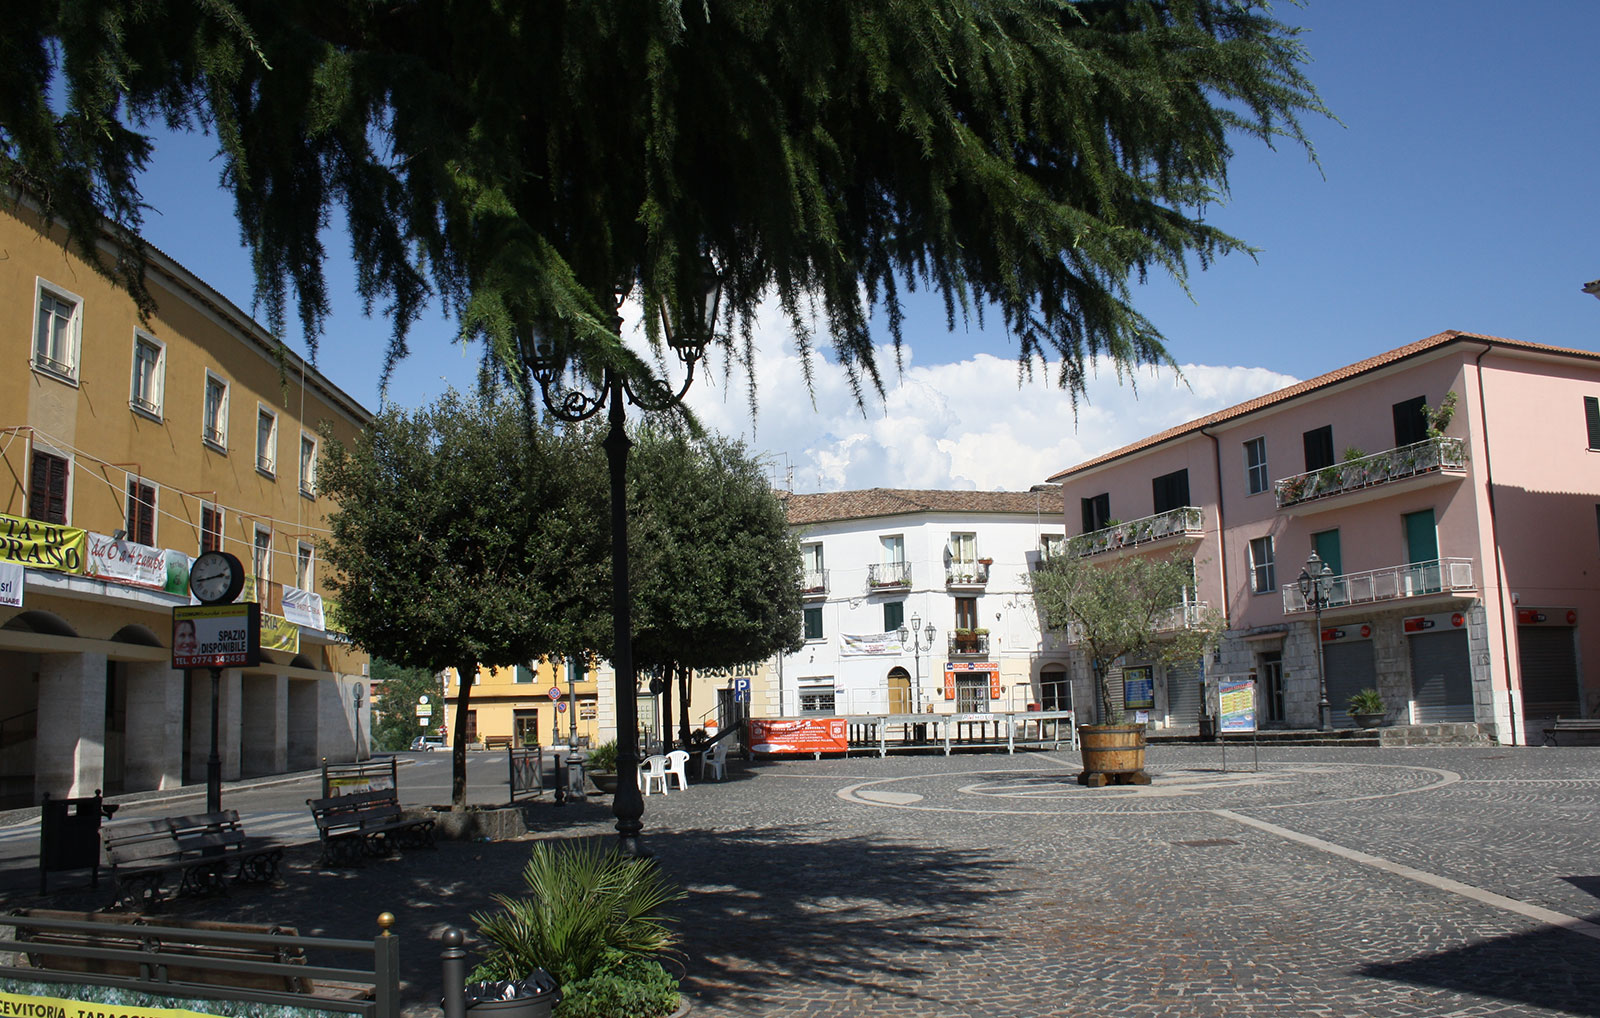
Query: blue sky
[[129, 2, 1600, 491]]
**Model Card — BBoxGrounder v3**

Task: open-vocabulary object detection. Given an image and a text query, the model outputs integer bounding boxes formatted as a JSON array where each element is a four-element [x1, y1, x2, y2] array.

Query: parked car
[[411, 735, 445, 752]]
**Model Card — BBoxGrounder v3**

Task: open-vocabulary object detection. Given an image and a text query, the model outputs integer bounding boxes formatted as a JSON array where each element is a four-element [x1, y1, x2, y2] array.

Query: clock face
[[190, 551, 244, 605]]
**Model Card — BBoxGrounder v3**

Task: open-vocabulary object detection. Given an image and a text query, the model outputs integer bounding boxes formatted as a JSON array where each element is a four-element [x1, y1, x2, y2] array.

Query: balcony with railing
[[867, 561, 912, 590], [1067, 506, 1204, 559], [1274, 437, 1467, 513], [1281, 557, 1475, 614], [948, 631, 990, 657], [1062, 600, 1208, 644], [801, 568, 829, 599], [945, 560, 990, 589]]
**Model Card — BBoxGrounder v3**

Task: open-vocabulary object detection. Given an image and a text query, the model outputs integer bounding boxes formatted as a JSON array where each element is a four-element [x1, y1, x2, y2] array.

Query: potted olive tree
[[1028, 551, 1221, 787]]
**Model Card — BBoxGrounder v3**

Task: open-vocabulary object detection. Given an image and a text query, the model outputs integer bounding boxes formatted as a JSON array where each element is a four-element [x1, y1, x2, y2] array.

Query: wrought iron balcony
[[802, 568, 829, 599], [867, 561, 912, 589], [1274, 437, 1467, 512], [1067, 506, 1204, 558], [947, 631, 990, 656], [945, 561, 990, 588], [1281, 557, 1475, 614]]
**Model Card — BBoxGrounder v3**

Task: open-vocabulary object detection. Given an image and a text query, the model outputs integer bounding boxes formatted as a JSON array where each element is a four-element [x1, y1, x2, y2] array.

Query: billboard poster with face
[[173, 603, 261, 669]]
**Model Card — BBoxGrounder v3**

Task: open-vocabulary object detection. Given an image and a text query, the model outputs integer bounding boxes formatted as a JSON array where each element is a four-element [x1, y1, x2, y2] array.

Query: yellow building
[[0, 197, 371, 807], [442, 658, 601, 748]]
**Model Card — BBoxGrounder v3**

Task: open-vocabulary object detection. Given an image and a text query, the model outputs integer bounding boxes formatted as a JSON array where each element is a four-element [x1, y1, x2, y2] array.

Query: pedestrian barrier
[[508, 745, 543, 804]]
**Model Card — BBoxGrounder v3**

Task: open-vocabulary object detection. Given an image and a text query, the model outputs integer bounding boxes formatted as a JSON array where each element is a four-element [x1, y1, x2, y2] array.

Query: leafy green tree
[[369, 658, 442, 752], [3, 1, 1326, 399], [318, 391, 607, 805], [1027, 551, 1221, 723], [625, 429, 804, 746]]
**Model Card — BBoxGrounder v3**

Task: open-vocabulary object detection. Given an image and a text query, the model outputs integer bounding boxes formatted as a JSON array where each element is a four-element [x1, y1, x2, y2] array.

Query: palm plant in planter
[[585, 740, 620, 794], [1028, 550, 1222, 787], [1347, 688, 1387, 728]]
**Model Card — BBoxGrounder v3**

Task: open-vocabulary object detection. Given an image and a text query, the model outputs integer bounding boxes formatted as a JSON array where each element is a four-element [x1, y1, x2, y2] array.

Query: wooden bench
[[1544, 717, 1600, 746], [307, 789, 435, 867], [101, 811, 283, 912], [483, 735, 515, 751]]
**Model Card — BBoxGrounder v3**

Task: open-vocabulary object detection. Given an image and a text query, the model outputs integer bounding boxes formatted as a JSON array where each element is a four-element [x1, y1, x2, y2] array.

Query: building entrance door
[[887, 668, 911, 715], [1409, 629, 1472, 723], [1323, 640, 1376, 728], [513, 709, 539, 748]]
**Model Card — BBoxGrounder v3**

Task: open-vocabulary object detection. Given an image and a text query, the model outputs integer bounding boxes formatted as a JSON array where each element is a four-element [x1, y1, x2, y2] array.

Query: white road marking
[[1213, 808, 1600, 943]]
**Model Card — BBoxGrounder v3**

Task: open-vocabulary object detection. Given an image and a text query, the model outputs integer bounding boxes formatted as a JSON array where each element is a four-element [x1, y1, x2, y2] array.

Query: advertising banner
[[172, 603, 261, 669], [281, 586, 326, 630], [1123, 666, 1155, 710], [749, 717, 848, 755], [0, 561, 21, 607], [0, 980, 349, 1018], [1219, 677, 1257, 733], [839, 631, 906, 656], [0, 512, 86, 574], [85, 534, 189, 593], [261, 613, 300, 654], [942, 661, 1000, 700]]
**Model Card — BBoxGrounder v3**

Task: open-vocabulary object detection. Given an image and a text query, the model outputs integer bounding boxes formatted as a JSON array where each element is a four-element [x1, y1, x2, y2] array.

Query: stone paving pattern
[[9, 745, 1599, 1017]]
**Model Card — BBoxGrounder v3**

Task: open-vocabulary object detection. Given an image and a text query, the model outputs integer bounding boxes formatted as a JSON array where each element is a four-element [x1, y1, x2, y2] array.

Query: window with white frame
[[1244, 437, 1269, 495], [881, 534, 905, 563], [256, 407, 278, 474], [296, 541, 315, 590], [299, 432, 318, 496], [33, 281, 83, 382], [949, 532, 976, 565], [798, 679, 836, 714], [130, 332, 165, 418], [253, 525, 272, 583], [1249, 535, 1276, 593], [200, 502, 224, 553], [1040, 533, 1065, 560], [125, 478, 157, 546], [203, 373, 230, 450]]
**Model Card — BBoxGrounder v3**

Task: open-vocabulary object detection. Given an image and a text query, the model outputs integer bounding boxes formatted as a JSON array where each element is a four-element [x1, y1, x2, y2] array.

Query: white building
[[775, 487, 1070, 718]]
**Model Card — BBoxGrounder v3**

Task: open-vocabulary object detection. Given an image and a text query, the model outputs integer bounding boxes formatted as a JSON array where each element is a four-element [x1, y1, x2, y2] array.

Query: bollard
[[441, 928, 467, 1018]]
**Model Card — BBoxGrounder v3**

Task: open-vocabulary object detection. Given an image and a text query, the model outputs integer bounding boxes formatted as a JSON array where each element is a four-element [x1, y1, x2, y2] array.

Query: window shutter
[[1586, 397, 1600, 450], [30, 453, 68, 524]]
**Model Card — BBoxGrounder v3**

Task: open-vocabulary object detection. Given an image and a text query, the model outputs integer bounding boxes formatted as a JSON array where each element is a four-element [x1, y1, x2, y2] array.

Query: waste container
[[464, 971, 562, 1018], [39, 789, 112, 894]]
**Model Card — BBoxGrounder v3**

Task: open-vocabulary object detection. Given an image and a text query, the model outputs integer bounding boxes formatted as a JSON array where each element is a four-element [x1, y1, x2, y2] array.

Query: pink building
[[1047, 330, 1600, 745]]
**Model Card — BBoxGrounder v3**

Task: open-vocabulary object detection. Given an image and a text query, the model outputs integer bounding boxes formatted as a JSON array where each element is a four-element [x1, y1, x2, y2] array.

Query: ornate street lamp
[[897, 614, 938, 712], [523, 269, 722, 856], [1297, 550, 1335, 731]]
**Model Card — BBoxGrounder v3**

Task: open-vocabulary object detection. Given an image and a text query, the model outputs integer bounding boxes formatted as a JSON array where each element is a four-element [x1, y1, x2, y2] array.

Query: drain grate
[[1172, 838, 1239, 848]]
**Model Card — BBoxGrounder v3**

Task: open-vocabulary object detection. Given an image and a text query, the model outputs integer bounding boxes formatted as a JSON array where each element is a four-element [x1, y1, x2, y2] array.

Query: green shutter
[[1403, 510, 1438, 564], [884, 601, 904, 632], [1312, 529, 1342, 576]]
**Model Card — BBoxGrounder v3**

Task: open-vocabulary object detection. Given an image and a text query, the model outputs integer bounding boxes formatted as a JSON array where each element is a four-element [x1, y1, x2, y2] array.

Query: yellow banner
[[261, 612, 299, 654], [0, 988, 226, 1018], [0, 512, 86, 574]]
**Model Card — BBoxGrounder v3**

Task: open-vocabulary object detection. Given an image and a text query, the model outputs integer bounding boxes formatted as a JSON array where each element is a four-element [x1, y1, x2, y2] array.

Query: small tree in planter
[[1028, 551, 1221, 786]]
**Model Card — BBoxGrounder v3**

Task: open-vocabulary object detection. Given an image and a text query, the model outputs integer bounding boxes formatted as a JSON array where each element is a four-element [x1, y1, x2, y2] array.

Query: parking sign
[[734, 677, 750, 703]]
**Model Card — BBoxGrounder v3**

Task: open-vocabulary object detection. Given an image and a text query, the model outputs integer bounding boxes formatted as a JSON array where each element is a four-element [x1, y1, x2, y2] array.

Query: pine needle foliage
[[469, 840, 685, 987], [3, 1, 1328, 404]]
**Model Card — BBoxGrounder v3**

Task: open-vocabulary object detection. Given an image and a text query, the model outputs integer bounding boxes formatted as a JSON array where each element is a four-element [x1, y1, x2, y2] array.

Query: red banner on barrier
[[749, 717, 848, 755]]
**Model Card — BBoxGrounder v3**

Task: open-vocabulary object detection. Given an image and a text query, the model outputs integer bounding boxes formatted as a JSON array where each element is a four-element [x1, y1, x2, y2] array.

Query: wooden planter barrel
[[1078, 724, 1151, 787]]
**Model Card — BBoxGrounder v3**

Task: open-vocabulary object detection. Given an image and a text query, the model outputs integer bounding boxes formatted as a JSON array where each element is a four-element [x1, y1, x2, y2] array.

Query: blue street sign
[[734, 677, 750, 703]]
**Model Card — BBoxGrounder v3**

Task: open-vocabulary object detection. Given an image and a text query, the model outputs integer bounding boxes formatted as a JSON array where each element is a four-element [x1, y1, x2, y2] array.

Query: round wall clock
[[189, 550, 246, 605]]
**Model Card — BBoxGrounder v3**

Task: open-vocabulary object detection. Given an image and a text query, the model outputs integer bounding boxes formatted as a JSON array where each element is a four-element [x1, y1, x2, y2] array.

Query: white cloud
[[628, 301, 1299, 493]]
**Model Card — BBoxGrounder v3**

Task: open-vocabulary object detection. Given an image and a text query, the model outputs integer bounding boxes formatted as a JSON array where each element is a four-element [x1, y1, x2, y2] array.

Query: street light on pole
[[897, 614, 938, 712], [1297, 550, 1335, 731], [522, 268, 722, 857]]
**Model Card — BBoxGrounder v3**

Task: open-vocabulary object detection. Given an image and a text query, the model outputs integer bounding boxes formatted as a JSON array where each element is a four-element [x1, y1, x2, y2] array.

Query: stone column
[[287, 679, 320, 771], [35, 651, 106, 799], [315, 677, 358, 763], [123, 661, 183, 791], [240, 674, 288, 777]]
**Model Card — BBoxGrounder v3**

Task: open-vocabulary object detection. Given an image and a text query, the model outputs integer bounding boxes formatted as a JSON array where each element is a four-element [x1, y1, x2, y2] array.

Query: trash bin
[[464, 971, 562, 1018], [39, 789, 107, 895]]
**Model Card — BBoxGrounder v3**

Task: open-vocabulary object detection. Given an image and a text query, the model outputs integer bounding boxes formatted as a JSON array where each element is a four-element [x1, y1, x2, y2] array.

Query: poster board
[[1219, 677, 1257, 733], [749, 717, 848, 755]]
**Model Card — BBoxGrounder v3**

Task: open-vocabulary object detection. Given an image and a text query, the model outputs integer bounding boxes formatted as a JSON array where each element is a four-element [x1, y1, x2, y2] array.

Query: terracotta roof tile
[[1048, 330, 1600, 481], [784, 486, 1063, 526]]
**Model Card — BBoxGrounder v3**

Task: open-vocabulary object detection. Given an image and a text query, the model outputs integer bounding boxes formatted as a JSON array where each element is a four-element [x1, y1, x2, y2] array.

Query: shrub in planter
[[555, 952, 679, 1018], [470, 840, 685, 994], [586, 740, 619, 773]]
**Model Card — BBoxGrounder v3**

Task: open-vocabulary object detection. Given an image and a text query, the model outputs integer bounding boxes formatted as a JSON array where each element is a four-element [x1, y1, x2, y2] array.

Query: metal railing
[[802, 568, 829, 596], [1281, 557, 1475, 613], [947, 632, 991, 656], [945, 561, 990, 586], [867, 561, 912, 589], [1274, 436, 1467, 510], [130, 394, 161, 417], [1068, 506, 1204, 557], [1063, 600, 1208, 644]]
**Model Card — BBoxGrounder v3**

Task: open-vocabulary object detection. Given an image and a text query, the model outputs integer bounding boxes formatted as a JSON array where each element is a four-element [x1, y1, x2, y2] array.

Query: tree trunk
[[677, 662, 693, 748], [451, 659, 476, 808], [660, 663, 674, 754]]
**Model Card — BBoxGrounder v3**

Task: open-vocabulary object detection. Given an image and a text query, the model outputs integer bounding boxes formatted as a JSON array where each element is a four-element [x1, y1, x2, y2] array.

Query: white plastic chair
[[640, 754, 670, 796], [700, 739, 729, 781], [665, 749, 690, 790]]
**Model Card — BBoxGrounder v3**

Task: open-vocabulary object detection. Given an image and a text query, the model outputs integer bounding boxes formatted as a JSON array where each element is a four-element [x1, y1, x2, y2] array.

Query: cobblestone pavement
[[10, 745, 1599, 1017]]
